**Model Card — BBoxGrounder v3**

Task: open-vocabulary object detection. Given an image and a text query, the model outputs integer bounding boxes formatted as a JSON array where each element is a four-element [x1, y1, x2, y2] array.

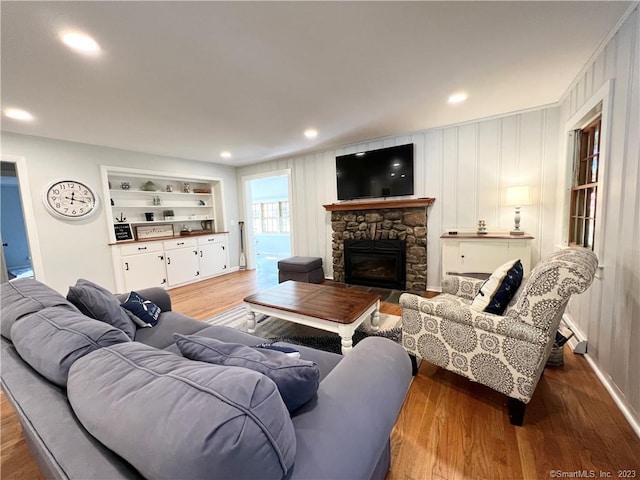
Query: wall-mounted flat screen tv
[[336, 143, 414, 201]]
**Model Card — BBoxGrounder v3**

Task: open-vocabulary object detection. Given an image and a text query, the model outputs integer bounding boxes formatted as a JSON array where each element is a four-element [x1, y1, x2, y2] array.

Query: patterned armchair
[[400, 247, 598, 425]]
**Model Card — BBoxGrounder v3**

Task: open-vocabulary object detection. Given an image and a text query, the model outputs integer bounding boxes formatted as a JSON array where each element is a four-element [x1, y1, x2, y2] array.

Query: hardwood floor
[[2, 270, 639, 479]]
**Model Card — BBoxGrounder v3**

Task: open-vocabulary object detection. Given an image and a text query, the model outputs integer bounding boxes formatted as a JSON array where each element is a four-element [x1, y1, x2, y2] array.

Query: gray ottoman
[[278, 257, 324, 284]]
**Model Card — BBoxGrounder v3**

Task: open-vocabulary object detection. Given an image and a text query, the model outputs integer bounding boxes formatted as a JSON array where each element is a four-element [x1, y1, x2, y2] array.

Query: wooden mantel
[[323, 197, 435, 212]]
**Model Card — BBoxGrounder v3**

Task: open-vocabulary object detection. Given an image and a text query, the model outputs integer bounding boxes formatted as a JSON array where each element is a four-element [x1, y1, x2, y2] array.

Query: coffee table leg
[[245, 305, 256, 333], [338, 324, 355, 355], [370, 299, 380, 332]]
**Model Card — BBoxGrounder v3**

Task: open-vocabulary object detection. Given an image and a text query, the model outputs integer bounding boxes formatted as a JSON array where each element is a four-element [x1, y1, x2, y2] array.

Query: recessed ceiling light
[[355, 152, 365, 156], [304, 128, 318, 139], [220, 151, 232, 159], [448, 92, 468, 104], [61, 31, 101, 54], [4, 108, 34, 121]]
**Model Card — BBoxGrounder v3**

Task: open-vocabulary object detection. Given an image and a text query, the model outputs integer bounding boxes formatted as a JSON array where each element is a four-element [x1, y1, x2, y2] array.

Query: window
[[251, 201, 290, 234], [569, 115, 601, 250]]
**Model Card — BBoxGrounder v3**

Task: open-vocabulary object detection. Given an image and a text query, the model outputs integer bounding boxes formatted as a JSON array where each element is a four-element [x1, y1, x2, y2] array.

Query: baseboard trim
[[563, 315, 640, 439]]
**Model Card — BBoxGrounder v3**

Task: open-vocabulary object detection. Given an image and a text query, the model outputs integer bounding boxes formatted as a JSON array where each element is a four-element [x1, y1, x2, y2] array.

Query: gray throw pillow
[[67, 342, 296, 480], [175, 334, 320, 411], [66, 279, 136, 340], [1, 278, 79, 340], [10, 306, 130, 386]]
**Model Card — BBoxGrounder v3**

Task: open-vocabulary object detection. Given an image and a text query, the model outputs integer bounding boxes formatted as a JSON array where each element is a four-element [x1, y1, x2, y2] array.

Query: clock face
[[43, 180, 100, 220]]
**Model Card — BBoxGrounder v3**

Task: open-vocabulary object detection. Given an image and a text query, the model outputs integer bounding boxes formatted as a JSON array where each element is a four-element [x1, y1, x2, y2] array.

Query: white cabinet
[[112, 233, 230, 292], [119, 243, 167, 291], [164, 239, 200, 287], [441, 233, 533, 276], [198, 235, 228, 277]]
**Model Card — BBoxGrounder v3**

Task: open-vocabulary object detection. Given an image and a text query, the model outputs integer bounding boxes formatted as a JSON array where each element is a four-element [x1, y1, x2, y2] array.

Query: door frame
[[1, 153, 46, 281], [241, 169, 293, 270]]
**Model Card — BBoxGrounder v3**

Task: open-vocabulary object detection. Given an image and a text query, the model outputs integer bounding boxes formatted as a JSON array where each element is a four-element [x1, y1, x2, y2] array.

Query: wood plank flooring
[[2, 269, 639, 479]]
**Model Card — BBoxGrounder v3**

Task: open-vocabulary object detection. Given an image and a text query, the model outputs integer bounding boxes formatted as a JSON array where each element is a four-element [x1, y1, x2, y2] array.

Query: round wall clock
[[43, 179, 100, 220]]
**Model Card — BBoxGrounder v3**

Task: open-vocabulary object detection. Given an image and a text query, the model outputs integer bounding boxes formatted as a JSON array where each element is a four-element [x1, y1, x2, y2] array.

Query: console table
[[441, 232, 533, 276]]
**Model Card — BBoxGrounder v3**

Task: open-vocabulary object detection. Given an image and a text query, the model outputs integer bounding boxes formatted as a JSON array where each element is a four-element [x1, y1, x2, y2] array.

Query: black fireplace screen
[[344, 239, 406, 290]]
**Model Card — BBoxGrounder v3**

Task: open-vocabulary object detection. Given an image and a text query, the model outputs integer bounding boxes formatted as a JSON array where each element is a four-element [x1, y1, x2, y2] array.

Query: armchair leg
[[507, 398, 526, 426], [409, 354, 419, 376]]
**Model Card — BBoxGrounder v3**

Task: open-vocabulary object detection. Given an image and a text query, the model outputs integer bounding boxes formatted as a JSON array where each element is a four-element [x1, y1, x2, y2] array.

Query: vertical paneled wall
[[237, 106, 560, 291], [558, 8, 639, 427]]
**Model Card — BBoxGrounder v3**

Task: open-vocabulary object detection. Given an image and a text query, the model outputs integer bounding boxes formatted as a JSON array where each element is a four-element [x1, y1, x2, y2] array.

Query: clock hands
[[64, 192, 89, 204]]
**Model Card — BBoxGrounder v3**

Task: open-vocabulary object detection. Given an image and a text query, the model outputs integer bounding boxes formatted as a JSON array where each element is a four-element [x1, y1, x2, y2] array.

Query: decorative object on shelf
[[163, 210, 175, 220], [182, 183, 191, 193], [113, 223, 133, 241], [193, 188, 211, 194], [144, 212, 154, 221], [141, 181, 157, 191], [135, 224, 174, 240], [201, 220, 213, 231], [477, 219, 487, 234], [116, 212, 127, 223], [110, 198, 115, 206], [180, 224, 190, 234], [506, 185, 531, 236], [166, 184, 173, 192], [120, 182, 130, 190], [42, 179, 100, 220], [153, 195, 162, 206], [198, 199, 206, 206]]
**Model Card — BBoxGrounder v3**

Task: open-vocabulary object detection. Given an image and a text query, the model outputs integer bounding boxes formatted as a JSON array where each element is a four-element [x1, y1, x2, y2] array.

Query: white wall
[[237, 107, 560, 290], [1, 133, 240, 294], [557, 7, 639, 430]]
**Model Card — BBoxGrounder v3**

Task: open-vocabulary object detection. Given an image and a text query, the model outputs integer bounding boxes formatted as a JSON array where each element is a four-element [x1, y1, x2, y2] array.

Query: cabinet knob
[[138, 246, 147, 251], [177, 242, 184, 246], [125, 262, 129, 271], [158, 255, 164, 260], [167, 257, 171, 265], [161, 279, 166, 285]]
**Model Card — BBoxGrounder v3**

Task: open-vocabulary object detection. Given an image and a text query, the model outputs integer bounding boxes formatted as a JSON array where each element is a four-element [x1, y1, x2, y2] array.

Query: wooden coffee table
[[243, 281, 380, 355]]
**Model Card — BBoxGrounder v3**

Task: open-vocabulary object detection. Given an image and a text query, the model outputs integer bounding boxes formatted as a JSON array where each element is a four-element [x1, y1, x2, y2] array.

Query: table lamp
[[506, 186, 531, 235]]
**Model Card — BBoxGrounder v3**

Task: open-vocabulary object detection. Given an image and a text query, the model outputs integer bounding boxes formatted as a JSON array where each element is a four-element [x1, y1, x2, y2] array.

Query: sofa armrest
[[115, 287, 172, 312], [287, 337, 411, 480], [441, 275, 485, 300]]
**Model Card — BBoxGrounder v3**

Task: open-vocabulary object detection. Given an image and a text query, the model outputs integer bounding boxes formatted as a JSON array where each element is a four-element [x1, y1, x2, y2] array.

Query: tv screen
[[336, 143, 414, 201]]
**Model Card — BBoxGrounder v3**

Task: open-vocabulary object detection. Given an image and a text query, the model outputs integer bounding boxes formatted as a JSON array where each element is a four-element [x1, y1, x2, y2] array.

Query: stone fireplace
[[324, 198, 435, 293]]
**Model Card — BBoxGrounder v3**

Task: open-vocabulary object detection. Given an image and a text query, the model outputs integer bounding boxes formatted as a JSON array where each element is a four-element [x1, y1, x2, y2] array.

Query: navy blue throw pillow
[[471, 259, 523, 315], [121, 291, 161, 327]]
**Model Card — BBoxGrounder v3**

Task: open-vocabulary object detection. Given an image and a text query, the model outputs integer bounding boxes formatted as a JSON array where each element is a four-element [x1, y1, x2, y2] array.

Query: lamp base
[[510, 230, 525, 236]]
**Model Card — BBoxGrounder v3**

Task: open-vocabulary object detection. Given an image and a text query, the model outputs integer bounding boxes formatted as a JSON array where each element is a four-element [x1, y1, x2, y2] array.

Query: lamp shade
[[506, 186, 531, 206]]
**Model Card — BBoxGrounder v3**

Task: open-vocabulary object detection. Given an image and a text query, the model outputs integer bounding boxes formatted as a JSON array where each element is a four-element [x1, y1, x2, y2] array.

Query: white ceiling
[[1, 1, 633, 166]]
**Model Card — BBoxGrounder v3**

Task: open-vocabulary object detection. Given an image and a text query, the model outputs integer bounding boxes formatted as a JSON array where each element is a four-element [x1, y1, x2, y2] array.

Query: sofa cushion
[[66, 279, 136, 340], [471, 259, 524, 315], [133, 311, 209, 349], [120, 291, 161, 327], [10, 306, 130, 387], [1, 278, 79, 340], [67, 342, 296, 480], [175, 335, 320, 411]]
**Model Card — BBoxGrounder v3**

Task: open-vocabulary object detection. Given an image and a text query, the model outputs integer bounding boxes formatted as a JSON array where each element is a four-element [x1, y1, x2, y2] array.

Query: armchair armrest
[[441, 275, 486, 300], [115, 287, 172, 312], [288, 337, 411, 480]]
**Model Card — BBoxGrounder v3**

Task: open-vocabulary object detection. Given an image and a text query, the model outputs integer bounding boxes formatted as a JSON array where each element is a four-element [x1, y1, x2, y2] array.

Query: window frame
[[560, 79, 612, 271]]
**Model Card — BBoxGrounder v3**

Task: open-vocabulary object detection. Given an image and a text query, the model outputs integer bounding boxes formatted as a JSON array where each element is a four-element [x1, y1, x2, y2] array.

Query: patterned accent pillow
[[121, 291, 161, 327], [471, 259, 523, 315]]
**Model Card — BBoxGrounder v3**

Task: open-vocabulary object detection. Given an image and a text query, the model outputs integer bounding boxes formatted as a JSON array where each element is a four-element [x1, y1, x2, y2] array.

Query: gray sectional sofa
[[1, 278, 412, 480]]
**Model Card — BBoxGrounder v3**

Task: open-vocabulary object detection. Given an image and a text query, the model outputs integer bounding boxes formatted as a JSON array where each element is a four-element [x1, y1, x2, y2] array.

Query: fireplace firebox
[[344, 239, 406, 290]]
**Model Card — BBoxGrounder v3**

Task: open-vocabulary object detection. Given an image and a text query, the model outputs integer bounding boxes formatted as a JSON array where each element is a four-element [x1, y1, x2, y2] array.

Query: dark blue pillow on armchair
[[471, 259, 523, 315], [121, 291, 161, 327]]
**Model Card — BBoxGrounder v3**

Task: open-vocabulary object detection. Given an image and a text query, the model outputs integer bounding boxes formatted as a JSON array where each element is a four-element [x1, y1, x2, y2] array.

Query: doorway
[[243, 171, 292, 287], [1, 161, 34, 281]]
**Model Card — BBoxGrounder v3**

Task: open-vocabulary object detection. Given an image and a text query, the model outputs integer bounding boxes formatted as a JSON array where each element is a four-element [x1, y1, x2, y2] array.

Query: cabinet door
[[165, 247, 200, 286], [199, 242, 227, 277], [122, 252, 167, 291]]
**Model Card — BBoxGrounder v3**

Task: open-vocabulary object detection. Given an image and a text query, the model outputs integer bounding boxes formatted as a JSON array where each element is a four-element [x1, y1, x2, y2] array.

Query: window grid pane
[[569, 116, 601, 249]]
